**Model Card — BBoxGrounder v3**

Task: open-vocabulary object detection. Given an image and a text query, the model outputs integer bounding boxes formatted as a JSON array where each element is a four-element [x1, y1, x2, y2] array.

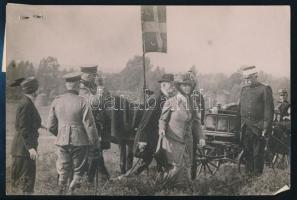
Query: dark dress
[[11, 95, 41, 193]]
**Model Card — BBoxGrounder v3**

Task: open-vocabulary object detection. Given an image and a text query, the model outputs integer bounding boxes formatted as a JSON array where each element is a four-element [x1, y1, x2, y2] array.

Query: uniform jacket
[[11, 95, 41, 157], [133, 92, 168, 155], [239, 82, 274, 135], [47, 90, 100, 146]]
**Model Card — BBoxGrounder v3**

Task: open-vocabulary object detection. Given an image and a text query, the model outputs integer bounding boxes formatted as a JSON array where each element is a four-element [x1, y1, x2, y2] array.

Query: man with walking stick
[[131, 74, 175, 176]]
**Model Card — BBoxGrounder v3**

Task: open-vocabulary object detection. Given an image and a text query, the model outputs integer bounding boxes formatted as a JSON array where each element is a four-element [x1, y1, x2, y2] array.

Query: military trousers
[[242, 126, 265, 176], [11, 156, 36, 194], [56, 145, 89, 187]]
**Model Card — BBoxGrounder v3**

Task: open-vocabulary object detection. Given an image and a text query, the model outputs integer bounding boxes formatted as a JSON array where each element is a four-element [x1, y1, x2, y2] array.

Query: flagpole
[[141, 7, 146, 106], [142, 43, 146, 106]]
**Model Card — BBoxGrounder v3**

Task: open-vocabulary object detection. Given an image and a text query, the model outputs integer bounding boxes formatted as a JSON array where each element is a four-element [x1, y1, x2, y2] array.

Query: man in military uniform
[[10, 77, 41, 194], [186, 70, 206, 180], [79, 66, 110, 185], [47, 72, 101, 194], [94, 73, 112, 150], [126, 74, 175, 176], [276, 89, 290, 121], [239, 66, 274, 177]]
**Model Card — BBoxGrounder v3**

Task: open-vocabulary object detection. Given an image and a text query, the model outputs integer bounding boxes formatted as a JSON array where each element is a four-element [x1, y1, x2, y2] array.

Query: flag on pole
[[141, 6, 167, 53]]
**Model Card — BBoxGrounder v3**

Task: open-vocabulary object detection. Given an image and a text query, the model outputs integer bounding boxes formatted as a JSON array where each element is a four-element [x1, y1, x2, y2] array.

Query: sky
[[5, 4, 290, 77]]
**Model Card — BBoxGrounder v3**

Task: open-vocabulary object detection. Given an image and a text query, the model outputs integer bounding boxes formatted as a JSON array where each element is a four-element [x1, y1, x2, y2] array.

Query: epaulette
[[257, 81, 266, 86]]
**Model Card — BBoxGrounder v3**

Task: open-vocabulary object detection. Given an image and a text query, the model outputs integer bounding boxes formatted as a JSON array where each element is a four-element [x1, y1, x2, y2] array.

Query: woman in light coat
[[158, 73, 205, 189]]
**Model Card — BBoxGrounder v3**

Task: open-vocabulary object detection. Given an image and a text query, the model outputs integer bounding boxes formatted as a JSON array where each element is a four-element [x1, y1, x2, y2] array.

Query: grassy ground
[[5, 103, 290, 195]]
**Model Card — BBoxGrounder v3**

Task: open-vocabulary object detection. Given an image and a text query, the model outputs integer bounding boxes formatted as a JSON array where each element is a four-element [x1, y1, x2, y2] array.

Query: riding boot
[[97, 156, 110, 181], [126, 152, 134, 172], [119, 143, 127, 174], [191, 164, 197, 180], [87, 158, 98, 184]]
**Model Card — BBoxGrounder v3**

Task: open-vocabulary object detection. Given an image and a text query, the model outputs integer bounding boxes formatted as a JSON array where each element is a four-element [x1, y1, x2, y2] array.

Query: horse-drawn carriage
[[194, 103, 290, 177]]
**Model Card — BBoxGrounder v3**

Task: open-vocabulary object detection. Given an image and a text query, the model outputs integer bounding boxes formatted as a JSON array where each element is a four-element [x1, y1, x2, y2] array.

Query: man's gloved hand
[[137, 142, 147, 153], [28, 148, 38, 160]]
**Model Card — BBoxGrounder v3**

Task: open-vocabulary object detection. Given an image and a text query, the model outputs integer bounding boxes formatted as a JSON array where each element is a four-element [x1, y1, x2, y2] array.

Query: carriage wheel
[[272, 153, 289, 170], [195, 145, 222, 176]]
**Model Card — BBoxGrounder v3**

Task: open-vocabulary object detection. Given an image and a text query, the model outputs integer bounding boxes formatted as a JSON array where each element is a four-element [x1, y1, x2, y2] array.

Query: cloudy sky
[[6, 4, 290, 77]]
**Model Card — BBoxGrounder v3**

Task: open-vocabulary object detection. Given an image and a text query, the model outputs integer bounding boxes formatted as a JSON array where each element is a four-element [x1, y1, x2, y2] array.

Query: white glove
[[28, 148, 38, 160], [138, 142, 147, 152], [199, 139, 206, 147]]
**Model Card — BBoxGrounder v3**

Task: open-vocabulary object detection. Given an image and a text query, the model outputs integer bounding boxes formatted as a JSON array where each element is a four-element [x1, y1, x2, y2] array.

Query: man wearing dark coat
[[130, 74, 175, 176], [10, 77, 41, 194], [239, 66, 274, 177]]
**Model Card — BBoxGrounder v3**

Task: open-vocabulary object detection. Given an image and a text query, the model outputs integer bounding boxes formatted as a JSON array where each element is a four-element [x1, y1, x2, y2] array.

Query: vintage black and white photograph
[[5, 4, 290, 195]]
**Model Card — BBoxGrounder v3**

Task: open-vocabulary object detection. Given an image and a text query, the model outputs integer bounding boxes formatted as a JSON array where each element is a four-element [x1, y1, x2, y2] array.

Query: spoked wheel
[[195, 145, 222, 176], [194, 144, 242, 177], [272, 153, 289, 170]]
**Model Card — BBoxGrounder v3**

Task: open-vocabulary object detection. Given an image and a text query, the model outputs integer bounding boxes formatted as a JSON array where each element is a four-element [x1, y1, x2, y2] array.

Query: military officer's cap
[[63, 72, 81, 82], [278, 88, 288, 96], [242, 65, 258, 78], [10, 76, 39, 94], [80, 65, 98, 74]]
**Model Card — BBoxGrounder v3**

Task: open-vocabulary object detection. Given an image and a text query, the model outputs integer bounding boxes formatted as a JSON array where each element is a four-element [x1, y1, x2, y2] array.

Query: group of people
[[9, 65, 290, 195]]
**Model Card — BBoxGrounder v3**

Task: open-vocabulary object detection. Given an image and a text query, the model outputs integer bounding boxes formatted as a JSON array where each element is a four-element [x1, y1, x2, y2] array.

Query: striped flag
[[141, 6, 167, 53]]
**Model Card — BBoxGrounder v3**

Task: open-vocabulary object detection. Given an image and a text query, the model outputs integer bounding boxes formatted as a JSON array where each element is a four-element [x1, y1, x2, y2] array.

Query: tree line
[[6, 56, 290, 108]]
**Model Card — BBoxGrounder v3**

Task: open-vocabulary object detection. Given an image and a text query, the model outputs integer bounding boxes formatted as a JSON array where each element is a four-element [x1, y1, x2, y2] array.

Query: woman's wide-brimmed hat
[[174, 73, 195, 85]]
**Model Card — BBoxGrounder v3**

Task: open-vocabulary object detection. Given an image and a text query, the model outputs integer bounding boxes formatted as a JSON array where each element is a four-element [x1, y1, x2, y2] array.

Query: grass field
[[5, 102, 290, 195]]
